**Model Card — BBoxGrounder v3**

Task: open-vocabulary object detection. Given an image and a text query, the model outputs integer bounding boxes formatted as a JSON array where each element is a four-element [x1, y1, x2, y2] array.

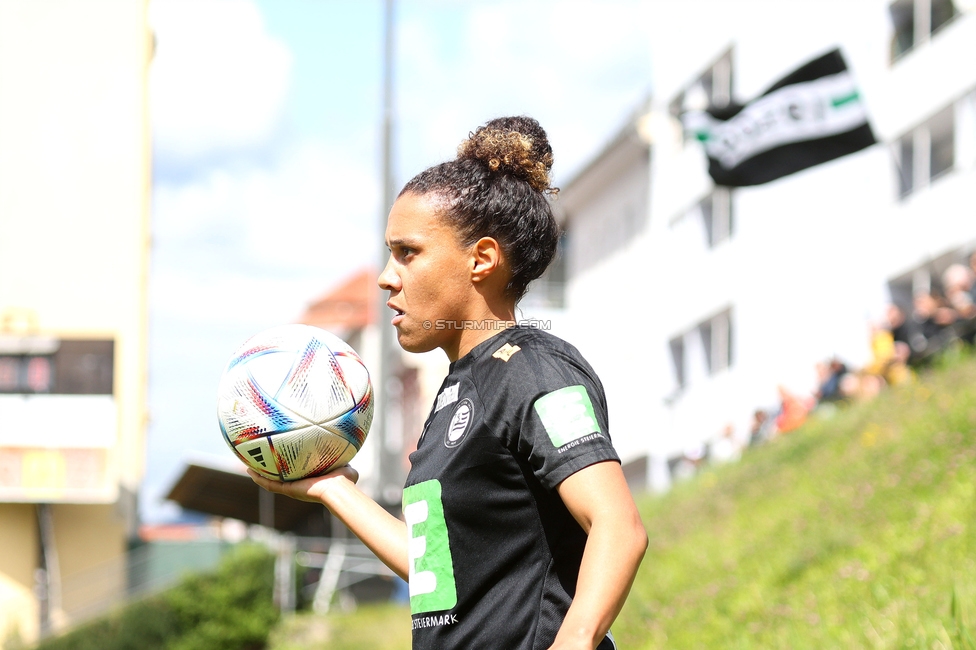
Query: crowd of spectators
[[668, 251, 976, 480], [752, 251, 976, 447]]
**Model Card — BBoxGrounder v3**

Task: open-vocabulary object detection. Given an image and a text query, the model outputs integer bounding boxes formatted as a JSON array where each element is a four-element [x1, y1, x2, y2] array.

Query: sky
[[144, 0, 654, 522]]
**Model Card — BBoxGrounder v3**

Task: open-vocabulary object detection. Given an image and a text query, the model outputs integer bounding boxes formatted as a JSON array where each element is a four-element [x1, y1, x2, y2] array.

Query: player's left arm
[[549, 460, 648, 650]]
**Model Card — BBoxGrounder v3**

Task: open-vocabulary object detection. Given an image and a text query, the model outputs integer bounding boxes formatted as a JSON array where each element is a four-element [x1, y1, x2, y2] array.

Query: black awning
[[165, 462, 330, 535]]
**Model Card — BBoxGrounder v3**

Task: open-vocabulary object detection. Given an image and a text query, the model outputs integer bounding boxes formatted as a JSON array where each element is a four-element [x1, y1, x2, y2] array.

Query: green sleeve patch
[[533, 385, 601, 448]]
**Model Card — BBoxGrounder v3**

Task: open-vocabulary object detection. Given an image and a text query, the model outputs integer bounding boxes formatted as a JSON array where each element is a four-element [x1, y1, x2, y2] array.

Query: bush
[[34, 544, 277, 650], [164, 543, 278, 650]]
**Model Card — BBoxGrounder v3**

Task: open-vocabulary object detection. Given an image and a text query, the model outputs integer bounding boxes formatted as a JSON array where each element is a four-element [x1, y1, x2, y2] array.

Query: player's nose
[[378, 255, 401, 292]]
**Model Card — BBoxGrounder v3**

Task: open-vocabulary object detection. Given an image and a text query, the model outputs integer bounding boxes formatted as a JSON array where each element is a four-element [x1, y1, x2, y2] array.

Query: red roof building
[[299, 268, 377, 336]]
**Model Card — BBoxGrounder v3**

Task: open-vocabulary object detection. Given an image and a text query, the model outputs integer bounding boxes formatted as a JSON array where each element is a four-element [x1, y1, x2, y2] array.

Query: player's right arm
[[247, 467, 409, 580]]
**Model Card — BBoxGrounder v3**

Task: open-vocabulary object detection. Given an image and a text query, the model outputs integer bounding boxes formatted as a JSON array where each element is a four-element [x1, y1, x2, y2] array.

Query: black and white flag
[[682, 48, 877, 187]]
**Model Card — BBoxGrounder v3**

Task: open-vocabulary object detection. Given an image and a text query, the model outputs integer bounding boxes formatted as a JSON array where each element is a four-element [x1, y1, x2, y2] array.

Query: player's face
[[379, 192, 476, 357]]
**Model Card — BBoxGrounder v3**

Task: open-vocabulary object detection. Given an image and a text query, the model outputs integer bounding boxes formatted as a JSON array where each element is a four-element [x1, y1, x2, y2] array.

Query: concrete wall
[[54, 505, 129, 622], [0, 505, 37, 643]]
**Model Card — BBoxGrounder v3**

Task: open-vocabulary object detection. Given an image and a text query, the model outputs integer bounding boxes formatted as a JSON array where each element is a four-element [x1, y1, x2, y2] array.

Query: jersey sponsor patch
[[435, 383, 459, 412], [403, 480, 458, 614], [444, 398, 473, 448], [491, 342, 521, 362], [533, 385, 602, 448]]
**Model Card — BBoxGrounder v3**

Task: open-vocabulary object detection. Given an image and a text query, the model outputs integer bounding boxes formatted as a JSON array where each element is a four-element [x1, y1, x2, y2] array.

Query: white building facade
[[543, 0, 976, 490]]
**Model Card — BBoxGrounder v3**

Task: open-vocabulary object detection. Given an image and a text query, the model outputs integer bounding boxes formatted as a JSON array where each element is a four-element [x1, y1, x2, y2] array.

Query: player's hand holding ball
[[245, 464, 360, 504]]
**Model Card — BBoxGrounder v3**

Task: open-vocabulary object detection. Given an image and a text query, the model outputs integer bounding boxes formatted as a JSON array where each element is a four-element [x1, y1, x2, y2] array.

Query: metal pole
[[375, 0, 402, 509], [36, 504, 62, 635], [273, 534, 296, 615], [259, 487, 275, 529]]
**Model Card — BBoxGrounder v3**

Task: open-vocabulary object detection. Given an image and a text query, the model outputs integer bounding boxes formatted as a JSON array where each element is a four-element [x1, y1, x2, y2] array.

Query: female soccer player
[[249, 116, 648, 650]]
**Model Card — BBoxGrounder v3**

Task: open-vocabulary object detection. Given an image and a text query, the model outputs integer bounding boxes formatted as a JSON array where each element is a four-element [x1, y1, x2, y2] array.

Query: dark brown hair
[[399, 116, 559, 302]]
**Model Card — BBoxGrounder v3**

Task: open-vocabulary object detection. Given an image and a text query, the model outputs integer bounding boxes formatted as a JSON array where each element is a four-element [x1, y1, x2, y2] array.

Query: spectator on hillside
[[970, 251, 976, 302], [748, 409, 774, 447], [668, 443, 708, 482], [815, 358, 849, 403], [904, 291, 956, 363], [943, 264, 975, 319], [774, 385, 813, 435], [943, 264, 976, 346], [835, 369, 885, 401], [864, 321, 911, 387], [887, 304, 918, 363], [710, 423, 743, 464]]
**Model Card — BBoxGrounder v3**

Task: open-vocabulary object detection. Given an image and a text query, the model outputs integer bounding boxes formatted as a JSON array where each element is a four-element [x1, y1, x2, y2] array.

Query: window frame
[[668, 307, 735, 393], [889, 0, 958, 63], [895, 102, 956, 200]]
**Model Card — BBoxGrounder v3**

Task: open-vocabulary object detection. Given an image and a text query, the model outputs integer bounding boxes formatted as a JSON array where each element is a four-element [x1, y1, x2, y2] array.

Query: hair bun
[[457, 116, 555, 194]]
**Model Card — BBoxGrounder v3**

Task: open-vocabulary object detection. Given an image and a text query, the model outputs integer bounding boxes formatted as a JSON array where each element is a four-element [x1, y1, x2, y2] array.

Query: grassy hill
[[270, 351, 976, 650], [614, 350, 976, 649]]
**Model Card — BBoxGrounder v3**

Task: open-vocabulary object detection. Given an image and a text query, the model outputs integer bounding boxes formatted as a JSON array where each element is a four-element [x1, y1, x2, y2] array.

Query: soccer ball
[[217, 324, 373, 481]]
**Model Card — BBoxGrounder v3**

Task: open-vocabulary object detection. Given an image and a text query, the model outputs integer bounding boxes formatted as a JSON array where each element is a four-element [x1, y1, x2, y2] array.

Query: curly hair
[[399, 116, 559, 303]]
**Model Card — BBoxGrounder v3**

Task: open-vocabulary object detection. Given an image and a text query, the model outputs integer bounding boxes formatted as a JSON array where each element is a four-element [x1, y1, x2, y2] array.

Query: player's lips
[[387, 301, 405, 326]]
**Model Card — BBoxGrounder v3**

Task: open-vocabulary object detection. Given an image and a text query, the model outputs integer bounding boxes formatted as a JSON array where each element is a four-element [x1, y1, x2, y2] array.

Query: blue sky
[[143, 0, 652, 522]]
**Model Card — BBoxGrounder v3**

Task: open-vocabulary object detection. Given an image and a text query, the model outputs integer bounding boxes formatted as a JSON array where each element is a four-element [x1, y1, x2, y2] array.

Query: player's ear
[[470, 236, 503, 283]]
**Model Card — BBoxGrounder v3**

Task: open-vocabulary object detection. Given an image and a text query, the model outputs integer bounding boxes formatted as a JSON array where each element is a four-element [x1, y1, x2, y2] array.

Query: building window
[[896, 104, 955, 199], [669, 308, 734, 391], [929, 105, 955, 180], [890, 0, 957, 62], [0, 340, 113, 395], [672, 187, 734, 250], [669, 49, 734, 119], [897, 133, 915, 196], [701, 187, 733, 248], [0, 355, 54, 393], [702, 309, 734, 374], [669, 336, 686, 389]]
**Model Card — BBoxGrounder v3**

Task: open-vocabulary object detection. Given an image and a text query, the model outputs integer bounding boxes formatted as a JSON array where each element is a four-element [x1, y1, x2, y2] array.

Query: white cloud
[[152, 141, 380, 324], [151, 267, 321, 327], [149, 0, 293, 161], [395, 0, 651, 182]]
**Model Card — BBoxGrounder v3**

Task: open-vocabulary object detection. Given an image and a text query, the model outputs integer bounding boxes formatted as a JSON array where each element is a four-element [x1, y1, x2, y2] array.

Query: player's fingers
[[330, 464, 359, 484], [246, 468, 281, 491]]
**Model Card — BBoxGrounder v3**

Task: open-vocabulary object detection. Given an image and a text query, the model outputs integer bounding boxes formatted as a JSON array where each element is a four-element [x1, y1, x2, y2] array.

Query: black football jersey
[[402, 326, 620, 649]]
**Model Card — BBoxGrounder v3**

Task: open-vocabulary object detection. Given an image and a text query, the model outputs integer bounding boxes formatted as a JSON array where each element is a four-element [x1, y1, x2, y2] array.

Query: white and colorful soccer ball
[[217, 324, 373, 481]]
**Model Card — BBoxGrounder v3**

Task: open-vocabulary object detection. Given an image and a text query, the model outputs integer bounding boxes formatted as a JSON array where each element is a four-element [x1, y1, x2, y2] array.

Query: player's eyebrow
[[386, 237, 422, 249]]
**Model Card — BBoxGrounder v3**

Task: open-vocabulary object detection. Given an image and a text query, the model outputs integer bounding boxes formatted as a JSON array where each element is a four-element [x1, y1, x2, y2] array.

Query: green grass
[[616, 349, 976, 649], [270, 351, 976, 650], [267, 604, 411, 650]]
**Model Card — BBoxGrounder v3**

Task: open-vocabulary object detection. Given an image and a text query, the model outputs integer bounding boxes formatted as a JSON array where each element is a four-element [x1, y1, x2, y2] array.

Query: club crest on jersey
[[444, 398, 473, 448]]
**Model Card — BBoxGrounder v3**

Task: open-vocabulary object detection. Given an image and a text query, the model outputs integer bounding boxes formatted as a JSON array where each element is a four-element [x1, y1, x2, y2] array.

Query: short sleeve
[[508, 351, 620, 490]]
